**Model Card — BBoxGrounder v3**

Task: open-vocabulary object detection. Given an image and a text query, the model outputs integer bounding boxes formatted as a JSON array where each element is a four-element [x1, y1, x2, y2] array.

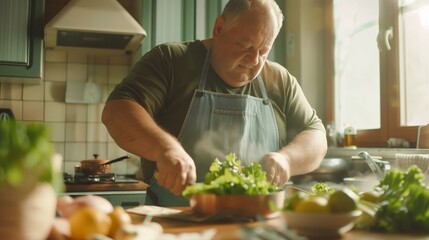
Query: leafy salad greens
[[366, 165, 429, 233], [182, 153, 281, 197]]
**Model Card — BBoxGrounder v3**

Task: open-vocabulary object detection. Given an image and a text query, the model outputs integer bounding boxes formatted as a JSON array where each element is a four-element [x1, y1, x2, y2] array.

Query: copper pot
[[79, 154, 130, 175]]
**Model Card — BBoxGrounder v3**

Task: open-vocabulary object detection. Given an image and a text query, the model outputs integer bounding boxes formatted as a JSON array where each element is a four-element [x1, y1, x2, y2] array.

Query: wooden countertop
[[65, 181, 147, 193], [129, 207, 429, 240]]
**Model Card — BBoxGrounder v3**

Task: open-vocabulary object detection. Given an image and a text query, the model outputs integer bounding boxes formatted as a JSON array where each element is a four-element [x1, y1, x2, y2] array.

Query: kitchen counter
[[129, 207, 429, 240], [65, 180, 147, 193]]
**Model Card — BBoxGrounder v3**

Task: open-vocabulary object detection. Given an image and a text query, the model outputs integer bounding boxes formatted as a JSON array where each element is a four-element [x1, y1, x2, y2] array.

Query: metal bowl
[[190, 190, 285, 219]]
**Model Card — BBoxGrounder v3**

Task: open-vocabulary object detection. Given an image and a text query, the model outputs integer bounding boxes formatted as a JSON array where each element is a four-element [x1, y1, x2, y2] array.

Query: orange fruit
[[294, 196, 329, 213], [68, 206, 111, 240], [108, 206, 132, 238]]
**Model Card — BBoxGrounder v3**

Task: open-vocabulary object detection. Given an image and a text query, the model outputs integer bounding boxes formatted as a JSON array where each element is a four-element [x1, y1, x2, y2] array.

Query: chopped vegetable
[[182, 153, 280, 197], [311, 182, 335, 195]]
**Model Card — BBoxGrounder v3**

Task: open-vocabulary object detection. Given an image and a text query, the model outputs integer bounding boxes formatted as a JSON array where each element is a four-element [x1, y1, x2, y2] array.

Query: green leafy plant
[[0, 120, 64, 193], [182, 153, 280, 197], [366, 165, 429, 233]]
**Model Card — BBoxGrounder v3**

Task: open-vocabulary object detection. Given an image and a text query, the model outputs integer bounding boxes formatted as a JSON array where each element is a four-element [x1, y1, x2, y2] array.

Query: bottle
[[326, 123, 338, 147], [343, 126, 357, 147]]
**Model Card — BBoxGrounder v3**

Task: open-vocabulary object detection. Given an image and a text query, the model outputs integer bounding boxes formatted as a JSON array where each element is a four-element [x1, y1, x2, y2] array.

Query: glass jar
[[343, 126, 357, 147]]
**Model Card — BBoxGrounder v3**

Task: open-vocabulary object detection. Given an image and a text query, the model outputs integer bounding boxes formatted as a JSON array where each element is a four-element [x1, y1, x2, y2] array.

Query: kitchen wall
[[285, 0, 326, 122], [0, 50, 142, 176]]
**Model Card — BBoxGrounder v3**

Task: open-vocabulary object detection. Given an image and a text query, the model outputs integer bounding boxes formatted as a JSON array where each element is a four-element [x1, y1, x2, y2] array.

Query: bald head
[[221, 0, 284, 32]]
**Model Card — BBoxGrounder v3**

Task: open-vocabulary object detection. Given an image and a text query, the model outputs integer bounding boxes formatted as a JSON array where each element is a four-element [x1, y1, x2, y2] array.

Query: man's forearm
[[101, 99, 180, 161], [279, 129, 327, 176]]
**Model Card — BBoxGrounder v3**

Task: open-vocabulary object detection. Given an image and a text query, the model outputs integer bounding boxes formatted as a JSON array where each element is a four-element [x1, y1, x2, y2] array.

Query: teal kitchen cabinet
[[0, 0, 45, 83]]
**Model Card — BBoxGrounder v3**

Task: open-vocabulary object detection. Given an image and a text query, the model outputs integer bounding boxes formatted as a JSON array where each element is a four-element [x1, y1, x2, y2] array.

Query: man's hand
[[260, 152, 291, 187], [155, 148, 197, 195]]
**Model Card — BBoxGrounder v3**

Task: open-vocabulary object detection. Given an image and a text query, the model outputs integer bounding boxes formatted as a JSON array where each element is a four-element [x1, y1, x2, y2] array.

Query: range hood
[[45, 0, 146, 55]]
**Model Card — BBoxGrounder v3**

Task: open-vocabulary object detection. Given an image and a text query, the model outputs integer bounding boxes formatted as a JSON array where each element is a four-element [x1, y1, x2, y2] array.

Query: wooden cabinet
[[0, 0, 45, 83]]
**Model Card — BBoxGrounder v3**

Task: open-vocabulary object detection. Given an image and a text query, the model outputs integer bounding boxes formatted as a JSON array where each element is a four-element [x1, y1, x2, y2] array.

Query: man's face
[[211, 7, 279, 88]]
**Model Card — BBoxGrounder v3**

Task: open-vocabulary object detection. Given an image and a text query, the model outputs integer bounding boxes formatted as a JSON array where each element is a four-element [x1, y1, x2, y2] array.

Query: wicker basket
[[394, 154, 429, 179]]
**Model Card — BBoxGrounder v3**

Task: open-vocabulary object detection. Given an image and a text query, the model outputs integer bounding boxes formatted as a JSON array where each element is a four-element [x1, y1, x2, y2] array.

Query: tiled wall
[[0, 50, 142, 176]]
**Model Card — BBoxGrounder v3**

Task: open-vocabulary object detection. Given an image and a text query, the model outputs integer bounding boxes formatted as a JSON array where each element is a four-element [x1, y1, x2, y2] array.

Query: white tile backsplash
[[45, 50, 67, 62], [0, 49, 140, 175], [67, 63, 87, 81], [66, 104, 87, 122], [87, 142, 108, 160], [67, 52, 87, 63], [23, 83, 44, 101], [0, 83, 22, 100], [65, 142, 87, 161], [94, 64, 109, 84], [66, 122, 87, 142], [23, 101, 44, 121], [87, 122, 108, 142], [87, 103, 104, 123], [45, 101, 66, 122], [46, 122, 66, 142], [0, 100, 23, 119], [109, 65, 129, 84], [44, 62, 67, 82], [107, 142, 128, 160], [45, 81, 66, 102]]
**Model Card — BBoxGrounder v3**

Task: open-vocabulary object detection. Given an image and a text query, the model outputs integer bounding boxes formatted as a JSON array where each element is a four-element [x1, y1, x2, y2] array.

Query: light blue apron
[[145, 46, 280, 206]]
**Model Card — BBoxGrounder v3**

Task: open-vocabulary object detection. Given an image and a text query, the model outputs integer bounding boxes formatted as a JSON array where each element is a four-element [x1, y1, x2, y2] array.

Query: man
[[102, 0, 327, 206]]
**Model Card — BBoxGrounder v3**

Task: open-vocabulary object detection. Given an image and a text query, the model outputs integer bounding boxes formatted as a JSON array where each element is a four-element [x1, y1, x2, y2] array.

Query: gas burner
[[63, 172, 74, 183], [73, 173, 116, 183]]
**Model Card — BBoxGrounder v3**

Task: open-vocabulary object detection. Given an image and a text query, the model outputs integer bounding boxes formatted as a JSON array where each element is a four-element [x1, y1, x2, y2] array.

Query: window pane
[[155, 0, 183, 44], [399, 0, 429, 126], [333, 0, 380, 131]]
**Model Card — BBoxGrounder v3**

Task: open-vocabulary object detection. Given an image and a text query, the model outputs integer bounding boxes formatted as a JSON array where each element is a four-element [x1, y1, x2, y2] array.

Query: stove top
[[63, 172, 139, 184]]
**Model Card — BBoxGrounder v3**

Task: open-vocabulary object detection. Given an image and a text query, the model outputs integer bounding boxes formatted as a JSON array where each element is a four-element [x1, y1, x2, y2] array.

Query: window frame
[[325, 0, 419, 148]]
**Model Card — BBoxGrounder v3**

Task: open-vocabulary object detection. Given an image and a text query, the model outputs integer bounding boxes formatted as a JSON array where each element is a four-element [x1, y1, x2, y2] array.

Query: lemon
[[360, 191, 380, 203], [294, 196, 329, 213], [108, 206, 132, 238], [328, 188, 358, 213], [68, 206, 112, 240], [284, 191, 309, 211]]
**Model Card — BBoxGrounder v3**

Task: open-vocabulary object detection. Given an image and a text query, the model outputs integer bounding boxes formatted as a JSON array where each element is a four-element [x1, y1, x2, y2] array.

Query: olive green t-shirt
[[108, 40, 325, 180]]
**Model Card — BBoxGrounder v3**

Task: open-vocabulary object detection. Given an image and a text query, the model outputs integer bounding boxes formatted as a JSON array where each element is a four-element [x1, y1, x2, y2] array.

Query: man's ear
[[212, 16, 224, 37]]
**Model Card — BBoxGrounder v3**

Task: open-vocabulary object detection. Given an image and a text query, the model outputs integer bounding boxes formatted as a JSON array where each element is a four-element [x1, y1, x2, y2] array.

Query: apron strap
[[257, 75, 270, 105], [196, 45, 212, 96]]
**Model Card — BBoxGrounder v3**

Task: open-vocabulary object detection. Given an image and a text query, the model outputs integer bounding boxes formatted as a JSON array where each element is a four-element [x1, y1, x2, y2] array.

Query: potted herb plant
[[0, 120, 64, 240]]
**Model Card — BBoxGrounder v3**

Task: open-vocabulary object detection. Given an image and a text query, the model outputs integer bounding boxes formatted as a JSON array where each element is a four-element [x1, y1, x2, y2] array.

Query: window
[[399, 0, 429, 126], [139, 0, 286, 65], [327, 0, 429, 147]]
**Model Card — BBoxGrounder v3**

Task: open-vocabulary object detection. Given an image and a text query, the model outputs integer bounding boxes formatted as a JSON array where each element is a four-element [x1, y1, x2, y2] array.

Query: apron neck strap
[[197, 45, 212, 93], [198, 44, 270, 105], [257, 75, 270, 105]]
